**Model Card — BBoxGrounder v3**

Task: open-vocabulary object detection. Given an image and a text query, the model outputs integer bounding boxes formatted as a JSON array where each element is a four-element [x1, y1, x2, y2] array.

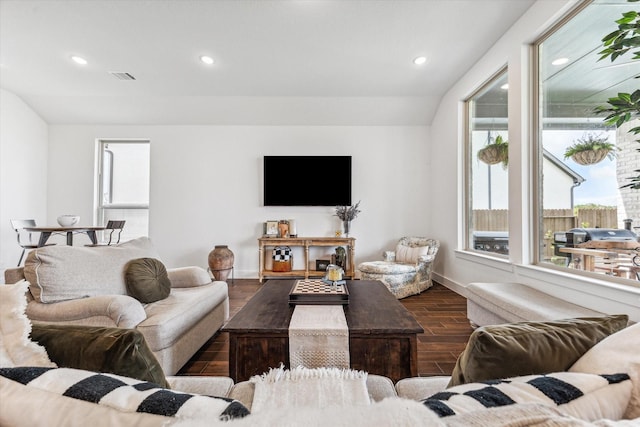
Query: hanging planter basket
[[570, 148, 610, 166], [478, 145, 508, 165]]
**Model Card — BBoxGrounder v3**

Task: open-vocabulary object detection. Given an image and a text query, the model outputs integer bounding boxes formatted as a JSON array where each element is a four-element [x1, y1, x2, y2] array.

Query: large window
[[97, 139, 150, 241], [536, 0, 639, 283], [466, 69, 509, 256]]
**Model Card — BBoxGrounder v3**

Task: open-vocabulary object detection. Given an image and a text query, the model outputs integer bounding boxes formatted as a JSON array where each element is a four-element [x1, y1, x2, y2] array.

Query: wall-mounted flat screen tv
[[263, 155, 352, 206]]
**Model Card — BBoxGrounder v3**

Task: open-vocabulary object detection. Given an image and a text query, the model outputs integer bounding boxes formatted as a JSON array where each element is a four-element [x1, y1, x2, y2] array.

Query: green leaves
[[598, 7, 640, 61], [595, 90, 640, 128]]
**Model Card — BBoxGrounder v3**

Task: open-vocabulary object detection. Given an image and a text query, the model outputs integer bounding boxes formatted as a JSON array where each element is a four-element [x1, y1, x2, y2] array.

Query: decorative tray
[[288, 279, 349, 306]]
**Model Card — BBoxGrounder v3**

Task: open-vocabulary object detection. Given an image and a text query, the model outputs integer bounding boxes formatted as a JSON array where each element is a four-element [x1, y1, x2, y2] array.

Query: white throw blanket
[[289, 305, 349, 370], [249, 365, 370, 413]]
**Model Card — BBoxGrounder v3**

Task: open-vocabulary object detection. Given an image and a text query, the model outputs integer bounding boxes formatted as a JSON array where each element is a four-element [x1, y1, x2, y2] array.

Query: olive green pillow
[[124, 257, 171, 303], [30, 324, 169, 388], [448, 314, 629, 388]]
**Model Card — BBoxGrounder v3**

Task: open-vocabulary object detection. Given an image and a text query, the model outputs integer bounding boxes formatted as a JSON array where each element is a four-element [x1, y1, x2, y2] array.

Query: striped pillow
[[420, 372, 631, 422], [0, 366, 249, 421]]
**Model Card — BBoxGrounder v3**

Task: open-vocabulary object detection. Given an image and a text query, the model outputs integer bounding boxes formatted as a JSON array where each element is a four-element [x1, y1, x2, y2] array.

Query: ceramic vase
[[208, 245, 234, 281]]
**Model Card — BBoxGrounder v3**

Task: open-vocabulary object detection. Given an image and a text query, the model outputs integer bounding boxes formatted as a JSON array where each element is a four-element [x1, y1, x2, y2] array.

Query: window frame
[[464, 66, 510, 258], [531, 0, 639, 285]]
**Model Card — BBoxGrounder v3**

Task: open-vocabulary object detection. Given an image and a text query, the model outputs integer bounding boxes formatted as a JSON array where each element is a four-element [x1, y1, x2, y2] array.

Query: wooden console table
[[258, 236, 355, 282]]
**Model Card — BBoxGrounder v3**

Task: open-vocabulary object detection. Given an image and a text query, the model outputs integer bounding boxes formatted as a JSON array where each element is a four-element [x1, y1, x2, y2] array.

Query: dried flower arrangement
[[335, 201, 361, 221]]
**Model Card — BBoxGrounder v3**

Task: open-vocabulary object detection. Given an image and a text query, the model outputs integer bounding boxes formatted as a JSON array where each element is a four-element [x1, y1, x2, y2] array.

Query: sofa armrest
[[417, 254, 435, 265], [166, 376, 234, 396], [30, 324, 168, 388], [167, 266, 214, 288], [395, 376, 451, 400], [4, 267, 25, 284], [26, 294, 147, 328]]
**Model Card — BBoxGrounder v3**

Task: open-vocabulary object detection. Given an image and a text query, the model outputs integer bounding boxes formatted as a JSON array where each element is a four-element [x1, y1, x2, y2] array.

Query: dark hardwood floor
[[178, 279, 474, 378]]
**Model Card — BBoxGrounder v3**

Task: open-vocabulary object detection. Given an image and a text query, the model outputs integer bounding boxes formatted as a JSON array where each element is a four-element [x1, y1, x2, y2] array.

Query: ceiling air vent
[[108, 71, 136, 80]]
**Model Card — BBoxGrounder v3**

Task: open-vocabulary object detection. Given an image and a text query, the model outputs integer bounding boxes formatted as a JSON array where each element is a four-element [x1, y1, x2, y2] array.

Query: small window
[[97, 139, 150, 240]]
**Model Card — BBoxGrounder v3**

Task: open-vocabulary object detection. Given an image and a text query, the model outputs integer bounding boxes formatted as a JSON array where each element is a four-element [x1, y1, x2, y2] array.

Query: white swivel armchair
[[357, 237, 439, 299]]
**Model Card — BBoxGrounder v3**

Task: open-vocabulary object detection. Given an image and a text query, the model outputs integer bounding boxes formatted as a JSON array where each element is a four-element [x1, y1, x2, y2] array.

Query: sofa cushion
[[29, 324, 168, 388], [0, 281, 56, 368], [357, 261, 418, 274], [137, 282, 229, 351], [0, 366, 249, 422], [24, 237, 160, 303], [125, 258, 171, 303], [448, 315, 629, 387], [422, 372, 632, 422], [229, 373, 396, 411], [569, 322, 640, 419]]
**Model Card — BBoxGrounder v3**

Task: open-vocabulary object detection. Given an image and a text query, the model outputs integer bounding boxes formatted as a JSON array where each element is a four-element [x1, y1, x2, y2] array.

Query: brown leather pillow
[[448, 314, 629, 387], [124, 257, 171, 303], [30, 324, 169, 388]]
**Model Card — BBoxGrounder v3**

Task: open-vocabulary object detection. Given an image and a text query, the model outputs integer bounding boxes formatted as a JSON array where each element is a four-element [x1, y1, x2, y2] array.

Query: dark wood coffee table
[[222, 279, 424, 382]]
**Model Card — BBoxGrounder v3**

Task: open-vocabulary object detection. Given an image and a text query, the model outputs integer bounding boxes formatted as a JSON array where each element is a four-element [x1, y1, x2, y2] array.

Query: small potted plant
[[564, 133, 617, 165], [478, 135, 508, 168]]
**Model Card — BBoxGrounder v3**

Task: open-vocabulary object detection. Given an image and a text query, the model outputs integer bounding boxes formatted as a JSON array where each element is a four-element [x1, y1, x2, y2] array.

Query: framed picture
[[264, 220, 279, 237], [316, 259, 330, 271]]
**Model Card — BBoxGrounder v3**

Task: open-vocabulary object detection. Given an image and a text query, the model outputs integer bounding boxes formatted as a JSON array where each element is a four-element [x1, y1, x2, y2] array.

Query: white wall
[[0, 89, 49, 271], [429, 0, 640, 322], [43, 124, 430, 276]]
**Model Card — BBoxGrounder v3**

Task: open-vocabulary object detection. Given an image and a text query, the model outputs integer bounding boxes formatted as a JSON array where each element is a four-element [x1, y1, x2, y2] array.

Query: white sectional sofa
[[3, 237, 229, 375]]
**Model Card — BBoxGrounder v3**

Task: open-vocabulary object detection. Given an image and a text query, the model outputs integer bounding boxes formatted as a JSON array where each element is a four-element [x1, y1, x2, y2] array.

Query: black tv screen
[[264, 156, 352, 206]]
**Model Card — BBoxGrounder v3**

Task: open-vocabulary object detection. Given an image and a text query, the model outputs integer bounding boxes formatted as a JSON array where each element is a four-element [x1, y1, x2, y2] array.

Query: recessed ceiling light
[[501, 83, 509, 90], [552, 57, 569, 66], [200, 55, 214, 65], [413, 56, 427, 65], [71, 55, 87, 65]]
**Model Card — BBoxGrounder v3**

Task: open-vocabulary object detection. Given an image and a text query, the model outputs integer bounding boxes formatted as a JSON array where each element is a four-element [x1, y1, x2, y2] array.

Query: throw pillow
[[0, 280, 56, 368], [395, 245, 430, 264], [569, 322, 640, 419], [125, 258, 171, 303], [0, 366, 249, 422], [249, 365, 371, 413], [29, 324, 168, 388], [422, 371, 632, 422], [25, 236, 161, 303], [448, 314, 629, 387]]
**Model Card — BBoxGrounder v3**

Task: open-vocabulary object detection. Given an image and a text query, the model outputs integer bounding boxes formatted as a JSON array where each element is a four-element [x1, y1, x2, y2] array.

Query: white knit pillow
[[394, 245, 429, 264], [249, 366, 370, 413], [0, 280, 55, 368]]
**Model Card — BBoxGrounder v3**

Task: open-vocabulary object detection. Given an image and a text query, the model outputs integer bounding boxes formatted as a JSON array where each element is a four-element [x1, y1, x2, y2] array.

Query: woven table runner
[[289, 305, 349, 369]]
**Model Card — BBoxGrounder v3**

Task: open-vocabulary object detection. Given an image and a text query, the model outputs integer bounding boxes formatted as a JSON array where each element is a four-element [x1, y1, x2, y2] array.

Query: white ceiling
[[0, 0, 536, 125]]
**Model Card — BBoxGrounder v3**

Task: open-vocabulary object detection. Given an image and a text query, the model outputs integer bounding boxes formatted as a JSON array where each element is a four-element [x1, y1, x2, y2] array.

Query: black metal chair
[[85, 220, 126, 246], [10, 219, 56, 266]]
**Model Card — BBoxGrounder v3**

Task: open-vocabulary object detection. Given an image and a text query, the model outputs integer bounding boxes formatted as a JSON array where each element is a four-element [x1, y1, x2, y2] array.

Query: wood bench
[[466, 282, 606, 327]]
